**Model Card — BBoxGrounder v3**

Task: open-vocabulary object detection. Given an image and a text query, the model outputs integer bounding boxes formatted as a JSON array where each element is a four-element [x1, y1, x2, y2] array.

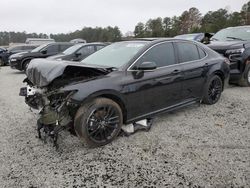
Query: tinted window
[[60, 44, 72, 51], [77, 46, 95, 57], [176, 42, 199, 63], [136, 42, 176, 68], [96, 45, 105, 51], [198, 47, 206, 58], [46, 45, 59, 53]]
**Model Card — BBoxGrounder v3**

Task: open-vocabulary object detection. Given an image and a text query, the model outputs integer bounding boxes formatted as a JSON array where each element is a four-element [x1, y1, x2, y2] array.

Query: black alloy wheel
[[86, 106, 120, 143], [203, 75, 223, 105], [74, 98, 122, 147]]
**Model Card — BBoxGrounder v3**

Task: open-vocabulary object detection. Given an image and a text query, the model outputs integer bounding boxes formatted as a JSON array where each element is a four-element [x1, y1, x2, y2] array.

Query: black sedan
[[9, 42, 73, 71], [20, 38, 230, 147], [47, 42, 107, 61]]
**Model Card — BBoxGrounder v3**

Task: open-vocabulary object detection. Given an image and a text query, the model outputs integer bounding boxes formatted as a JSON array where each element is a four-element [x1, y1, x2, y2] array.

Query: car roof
[[123, 38, 198, 44]]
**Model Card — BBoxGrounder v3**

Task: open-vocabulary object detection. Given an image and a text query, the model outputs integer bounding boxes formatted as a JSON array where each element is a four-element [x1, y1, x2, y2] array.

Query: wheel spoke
[[86, 104, 120, 143]]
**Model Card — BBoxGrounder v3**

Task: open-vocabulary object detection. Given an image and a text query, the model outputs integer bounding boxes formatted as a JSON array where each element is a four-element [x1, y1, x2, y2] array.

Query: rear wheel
[[238, 64, 250, 87], [74, 98, 123, 147], [202, 75, 223, 105]]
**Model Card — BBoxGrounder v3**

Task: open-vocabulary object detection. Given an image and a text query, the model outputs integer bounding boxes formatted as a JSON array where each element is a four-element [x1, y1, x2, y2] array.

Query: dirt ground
[[0, 66, 249, 188]]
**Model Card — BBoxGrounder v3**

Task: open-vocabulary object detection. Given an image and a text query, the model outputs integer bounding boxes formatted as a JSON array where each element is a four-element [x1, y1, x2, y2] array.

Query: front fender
[[60, 78, 125, 104]]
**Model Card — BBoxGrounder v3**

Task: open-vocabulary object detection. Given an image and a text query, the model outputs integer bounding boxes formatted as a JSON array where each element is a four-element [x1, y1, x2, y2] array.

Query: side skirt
[[125, 99, 199, 124]]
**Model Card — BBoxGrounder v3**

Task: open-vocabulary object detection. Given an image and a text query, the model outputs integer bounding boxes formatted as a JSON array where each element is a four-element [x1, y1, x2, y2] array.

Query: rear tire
[[74, 98, 123, 147], [238, 64, 250, 87], [202, 75, 223, 105]]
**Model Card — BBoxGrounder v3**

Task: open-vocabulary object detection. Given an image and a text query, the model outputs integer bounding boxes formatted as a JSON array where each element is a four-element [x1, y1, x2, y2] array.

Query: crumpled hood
[[26, 58, 110, 88]]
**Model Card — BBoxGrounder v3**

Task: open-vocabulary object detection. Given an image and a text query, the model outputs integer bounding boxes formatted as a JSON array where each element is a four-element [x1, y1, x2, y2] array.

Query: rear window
[[176, 42, 200, 63]]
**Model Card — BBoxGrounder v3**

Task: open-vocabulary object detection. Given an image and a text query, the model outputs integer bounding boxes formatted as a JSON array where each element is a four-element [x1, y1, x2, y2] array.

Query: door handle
[[172, 69, 181, 74]]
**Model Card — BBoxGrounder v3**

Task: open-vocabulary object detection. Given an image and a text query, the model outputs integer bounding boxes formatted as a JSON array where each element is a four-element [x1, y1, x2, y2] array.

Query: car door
[[124, 42, 183, 120], [175, 42, 208, 100]]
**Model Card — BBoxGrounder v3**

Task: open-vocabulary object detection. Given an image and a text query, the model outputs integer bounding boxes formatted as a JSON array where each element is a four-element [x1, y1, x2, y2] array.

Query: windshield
[[31, 43, 49, 52], [62, 44, 83, 55], [175, 34, 201, 40], [212, 27, 250, 41], [81, 41, 147, 68]]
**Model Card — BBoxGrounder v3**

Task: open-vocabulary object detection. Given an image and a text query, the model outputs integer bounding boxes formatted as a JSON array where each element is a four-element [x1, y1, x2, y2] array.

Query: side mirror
[[41, 49, 47, 54], [137, 61, 157, 71]]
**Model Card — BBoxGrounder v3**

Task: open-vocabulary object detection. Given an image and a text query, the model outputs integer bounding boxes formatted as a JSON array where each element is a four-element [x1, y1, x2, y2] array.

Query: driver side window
[[136, 42, 176, 68]]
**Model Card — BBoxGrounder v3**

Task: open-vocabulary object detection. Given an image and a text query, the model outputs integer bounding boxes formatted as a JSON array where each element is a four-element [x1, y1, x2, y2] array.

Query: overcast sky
[[0, 0, 248, 35]]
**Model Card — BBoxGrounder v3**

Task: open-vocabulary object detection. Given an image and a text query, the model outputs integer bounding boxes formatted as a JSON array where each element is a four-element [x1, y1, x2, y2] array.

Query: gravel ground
[[0, 66, 249, 188]]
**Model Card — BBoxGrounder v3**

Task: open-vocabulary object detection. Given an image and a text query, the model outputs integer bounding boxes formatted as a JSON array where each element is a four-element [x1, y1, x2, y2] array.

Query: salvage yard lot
[[0, 66, 249, 187]]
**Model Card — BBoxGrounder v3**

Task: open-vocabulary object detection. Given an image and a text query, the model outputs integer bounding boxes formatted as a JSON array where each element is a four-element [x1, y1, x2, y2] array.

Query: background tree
[[241, 1, 250, 25], [134, 22, 145, 37]]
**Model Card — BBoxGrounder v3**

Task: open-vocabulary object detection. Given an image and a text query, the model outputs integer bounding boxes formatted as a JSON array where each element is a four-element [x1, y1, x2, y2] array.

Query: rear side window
[[176, 42, 200, 63], [46, 45, 59, 53], [137, 42, 176, 68], [60, 44, 72, 51], [96, 45, 105, 51], [198, 47, 206, 59], [77, 46, 95, 57]]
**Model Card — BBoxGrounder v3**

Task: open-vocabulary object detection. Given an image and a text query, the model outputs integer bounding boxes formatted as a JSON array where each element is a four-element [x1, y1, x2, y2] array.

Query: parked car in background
[[0, 47, 6, 54], [25, 38, 55, 45], [175, 33, 213, 44], [9, 42, 73, 71], [0, 44, 38, 66], [208, 26, 250, 86], [20, 39, 229, 147], [70, 38, 87, 44], [47, 42, 108, 61]]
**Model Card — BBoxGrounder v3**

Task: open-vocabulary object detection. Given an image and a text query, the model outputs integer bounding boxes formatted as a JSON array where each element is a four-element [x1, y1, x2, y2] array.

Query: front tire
[[202, 75, 223, 105], [74, 98, 123, 147], [22, 60, 31, 71], [238, 64, 250, 87]]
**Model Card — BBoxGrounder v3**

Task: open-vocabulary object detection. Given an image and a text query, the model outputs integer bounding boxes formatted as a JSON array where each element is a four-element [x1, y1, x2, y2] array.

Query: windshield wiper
[[226, 36, 245, 41]]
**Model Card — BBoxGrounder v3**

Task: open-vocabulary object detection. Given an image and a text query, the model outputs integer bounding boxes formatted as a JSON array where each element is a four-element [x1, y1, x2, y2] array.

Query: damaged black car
[[20, 39, 230, 147]]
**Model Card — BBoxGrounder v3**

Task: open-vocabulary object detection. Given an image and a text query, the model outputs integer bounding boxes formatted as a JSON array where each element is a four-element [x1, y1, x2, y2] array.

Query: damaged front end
[[19, 59, 111, 148], [20, 83, 79, 148]]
